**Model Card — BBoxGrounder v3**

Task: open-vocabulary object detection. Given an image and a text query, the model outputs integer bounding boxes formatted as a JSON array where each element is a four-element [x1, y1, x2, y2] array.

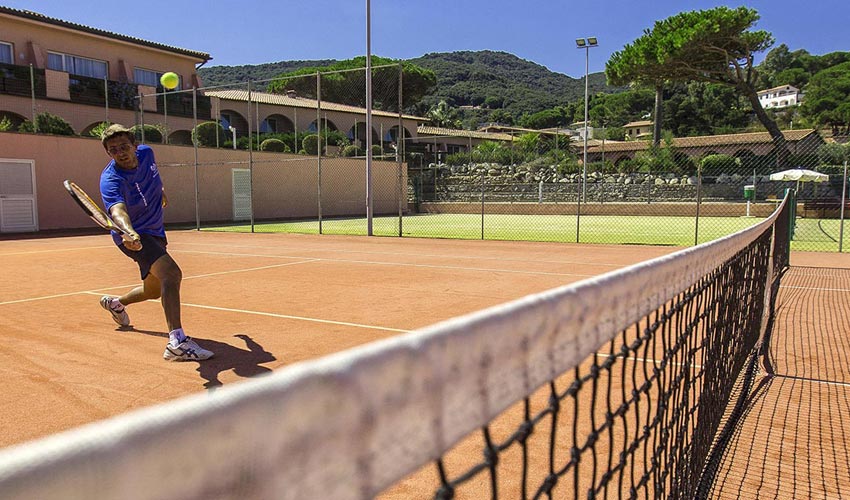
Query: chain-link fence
[[404, 127, 849, 251], [4, 62, 848, 251]]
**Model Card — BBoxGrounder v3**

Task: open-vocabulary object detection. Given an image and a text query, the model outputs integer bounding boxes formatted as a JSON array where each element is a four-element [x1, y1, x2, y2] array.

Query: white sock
[[169, 328, 187, 346], [110, 298, 125, 312]]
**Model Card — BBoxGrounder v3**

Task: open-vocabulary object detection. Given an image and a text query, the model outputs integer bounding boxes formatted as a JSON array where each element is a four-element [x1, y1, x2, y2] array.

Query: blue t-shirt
[[100, 144, 165, 246]]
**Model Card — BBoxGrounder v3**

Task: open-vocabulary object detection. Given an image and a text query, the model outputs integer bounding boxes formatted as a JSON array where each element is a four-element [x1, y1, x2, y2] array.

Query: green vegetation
[[0, 115, 14, 132], [607, 7, 778, 149], [193, 121, 228, 147], [198, 43, 849, 140], [19, 112, 75, 135], [260, 138, 290, 152], [266, 56, 436, 112], [201, 213, 844, 252], [131, 124, 163, 143]]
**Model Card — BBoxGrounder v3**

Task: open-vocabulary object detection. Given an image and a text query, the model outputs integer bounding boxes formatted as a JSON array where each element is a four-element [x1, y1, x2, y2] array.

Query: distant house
[[586, 129, 823, 166], [416, 125, 514, 161], [623, 120, 653, 140], [0, 6, 211, 141], [757, 85, 802, 109]]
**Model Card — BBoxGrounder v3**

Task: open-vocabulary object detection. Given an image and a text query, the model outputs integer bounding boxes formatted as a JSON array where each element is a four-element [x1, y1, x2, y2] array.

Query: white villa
[[757, 85, 802, 109]]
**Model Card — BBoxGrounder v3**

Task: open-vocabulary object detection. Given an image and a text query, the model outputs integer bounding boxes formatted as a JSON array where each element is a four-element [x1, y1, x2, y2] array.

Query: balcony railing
[[0, 63, 212, 120], [157, 91, 212, 120], [69, 74, 138, 110], [0, 62, 46, 98]]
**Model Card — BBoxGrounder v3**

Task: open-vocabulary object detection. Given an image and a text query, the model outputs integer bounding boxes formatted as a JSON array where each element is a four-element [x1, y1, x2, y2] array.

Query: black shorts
[[118, 233, 169, 280]]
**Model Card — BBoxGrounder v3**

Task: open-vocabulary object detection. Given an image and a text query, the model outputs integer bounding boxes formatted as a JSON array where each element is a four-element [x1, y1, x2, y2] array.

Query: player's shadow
[[193, 335, 275, 390], [123, 328, 275, 390]]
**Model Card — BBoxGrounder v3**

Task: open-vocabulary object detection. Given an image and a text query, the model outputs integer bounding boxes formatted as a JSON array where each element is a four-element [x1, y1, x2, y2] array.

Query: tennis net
[[0, 193, 793, 500]]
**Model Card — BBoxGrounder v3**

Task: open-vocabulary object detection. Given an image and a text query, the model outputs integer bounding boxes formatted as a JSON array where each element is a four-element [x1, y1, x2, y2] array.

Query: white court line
[[0, 245, 115, 257], [175, 301, 408, 333], [76, 291, 407, 333], [772, 374, 850, 389], [779, 285, 850, 293], [0, 259, 320, 306], [174, 249, 595, 278]]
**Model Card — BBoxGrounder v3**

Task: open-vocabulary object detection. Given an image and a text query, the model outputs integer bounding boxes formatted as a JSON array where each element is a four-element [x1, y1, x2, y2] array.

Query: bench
[[802, 199, 850, 219]]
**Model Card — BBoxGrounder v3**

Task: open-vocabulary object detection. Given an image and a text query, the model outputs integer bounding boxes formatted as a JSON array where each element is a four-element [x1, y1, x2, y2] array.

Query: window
[[0, 42, 11, 64], [134, 68, 172, 87], [47, 52, 107, 78]]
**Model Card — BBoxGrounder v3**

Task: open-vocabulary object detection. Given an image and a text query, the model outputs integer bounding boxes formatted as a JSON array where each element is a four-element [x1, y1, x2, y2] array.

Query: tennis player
[[98, 124, 213, 361]]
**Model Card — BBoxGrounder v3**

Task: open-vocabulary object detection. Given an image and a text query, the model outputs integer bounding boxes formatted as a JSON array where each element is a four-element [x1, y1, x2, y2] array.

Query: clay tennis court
[[1, 230, 847, 498], [0, 230, 676, 448]]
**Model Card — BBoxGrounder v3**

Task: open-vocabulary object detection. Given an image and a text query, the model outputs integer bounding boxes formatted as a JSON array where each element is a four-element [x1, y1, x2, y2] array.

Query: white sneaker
[[100, 296, 130, 327], [163, 337, 214, 361]]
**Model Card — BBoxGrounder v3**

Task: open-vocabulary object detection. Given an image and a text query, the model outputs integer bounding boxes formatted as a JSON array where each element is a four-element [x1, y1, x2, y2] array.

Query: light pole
[[576, 36, 598, 203]]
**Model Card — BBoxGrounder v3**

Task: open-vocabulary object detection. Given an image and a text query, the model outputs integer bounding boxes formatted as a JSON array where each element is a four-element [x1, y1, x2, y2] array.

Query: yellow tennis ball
[[160, 72, 179, 90]]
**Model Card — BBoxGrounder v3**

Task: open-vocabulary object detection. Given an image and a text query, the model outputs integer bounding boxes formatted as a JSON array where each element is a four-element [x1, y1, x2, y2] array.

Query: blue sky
[[6, 1, 849, 78]]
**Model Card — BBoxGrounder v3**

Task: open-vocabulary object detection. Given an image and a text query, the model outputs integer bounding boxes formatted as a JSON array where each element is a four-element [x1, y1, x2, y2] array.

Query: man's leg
[[118, 272, 162, 306], [148, 253, 213, 361], [147, 253, 182, 332]]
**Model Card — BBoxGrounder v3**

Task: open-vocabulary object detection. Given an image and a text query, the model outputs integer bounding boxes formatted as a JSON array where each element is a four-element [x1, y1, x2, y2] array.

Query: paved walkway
[[708, 260, 850, 499]]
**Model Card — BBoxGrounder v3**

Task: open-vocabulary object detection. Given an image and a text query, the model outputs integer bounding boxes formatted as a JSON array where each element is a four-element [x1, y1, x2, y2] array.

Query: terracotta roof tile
[[204, 89, 425, 121], [587, 129, 819, 153]]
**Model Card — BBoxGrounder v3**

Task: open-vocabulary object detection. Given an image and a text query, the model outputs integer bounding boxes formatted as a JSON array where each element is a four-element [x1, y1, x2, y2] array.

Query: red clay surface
[[0, 230, 676, 448]]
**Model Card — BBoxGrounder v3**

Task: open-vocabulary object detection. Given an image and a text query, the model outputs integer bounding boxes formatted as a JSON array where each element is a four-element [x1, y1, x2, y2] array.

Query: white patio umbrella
[[769, 168, 829, 193], [768, 168, 829, 183]]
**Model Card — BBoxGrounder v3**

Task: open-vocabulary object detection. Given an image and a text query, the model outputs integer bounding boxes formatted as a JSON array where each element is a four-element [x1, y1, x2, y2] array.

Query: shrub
[[445, 151, 471, 166], [817, 143, 850, 166], [131, 124, 164, 143], [18, 112, 75, 135], [88, 122, 110, 138], [301, 134, 323, 155], [260, 138, 290, 152], [372, 144, 385, 158], [193, 121, 227, 147], [0, 116, 13, 132], [700, 154, 740, 176], [341, 144, 363, 157], [322, 129, 347, 147]]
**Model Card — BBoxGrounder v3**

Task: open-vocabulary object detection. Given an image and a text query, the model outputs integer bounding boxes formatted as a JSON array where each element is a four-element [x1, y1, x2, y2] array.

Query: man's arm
[[109, 203, 142, 251]]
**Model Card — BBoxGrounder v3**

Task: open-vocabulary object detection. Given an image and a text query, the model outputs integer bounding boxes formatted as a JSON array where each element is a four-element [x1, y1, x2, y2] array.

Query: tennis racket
[[63, 180, 125, 235]]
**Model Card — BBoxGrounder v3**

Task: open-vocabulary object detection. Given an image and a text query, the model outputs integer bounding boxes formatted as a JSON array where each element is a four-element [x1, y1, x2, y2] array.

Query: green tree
[[267, 56, 436, 112], [426, 100, 462, 129], [756, 44, 794, 88], [606, 7, 785, 162], [800, 61, 850, 136]]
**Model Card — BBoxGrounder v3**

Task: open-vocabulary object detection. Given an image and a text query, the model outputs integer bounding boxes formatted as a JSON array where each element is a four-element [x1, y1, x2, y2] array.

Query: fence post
[[695, 163, 703, 246], [840, 160, 848, 252], [192, 87, 200, 231], [247, 79, 254, 232], [398, 63, 404, 237], [29, 64, 37, 133], [480, 167, 485, 240], [317, 71, 323, 235], [104, 77, 109, 124]]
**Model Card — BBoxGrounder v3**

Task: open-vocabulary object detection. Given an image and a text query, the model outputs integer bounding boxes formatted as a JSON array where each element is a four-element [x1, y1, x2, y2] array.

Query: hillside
[[199, 51, 616, 124], [408, 50, 611, 117]]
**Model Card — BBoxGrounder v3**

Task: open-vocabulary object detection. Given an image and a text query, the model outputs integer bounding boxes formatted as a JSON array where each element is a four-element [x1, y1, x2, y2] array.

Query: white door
[[232, 168, 252, 221], [0, 159, 38, 233]]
